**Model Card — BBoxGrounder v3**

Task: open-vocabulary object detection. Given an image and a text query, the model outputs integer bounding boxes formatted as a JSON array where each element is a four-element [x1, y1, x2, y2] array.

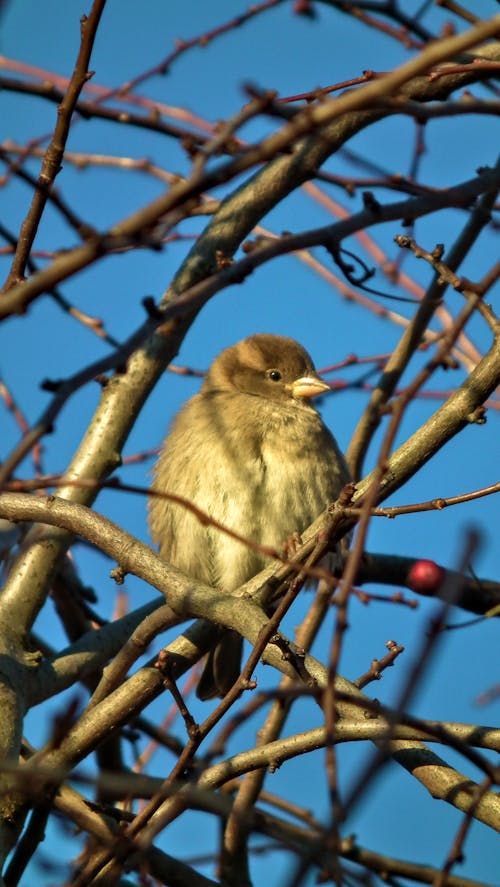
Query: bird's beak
[[290, 375, 330, 399]]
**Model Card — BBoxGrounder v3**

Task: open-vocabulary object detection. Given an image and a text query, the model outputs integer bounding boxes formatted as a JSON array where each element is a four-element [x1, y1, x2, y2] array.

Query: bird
[[149, 333, 350, 699]]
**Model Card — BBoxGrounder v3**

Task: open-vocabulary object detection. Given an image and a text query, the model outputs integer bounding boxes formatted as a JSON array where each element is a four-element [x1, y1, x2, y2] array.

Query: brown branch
[[221, 579, 338, 879], [363, 480, 500, 518], [0, 317, 156, 485], [1, 29, 499, 320], [342, 839, 493, 887], [0, 146, 96, 238], [102, 0, 285, 96], [317, 0, 432, 44], [1, 1, 107, 292], [346, 164, 500, 478], [353, 640, 405, 689], [1, 159, 496, 328], [0, 75, 210, 154], [436, 0, 480, 26]]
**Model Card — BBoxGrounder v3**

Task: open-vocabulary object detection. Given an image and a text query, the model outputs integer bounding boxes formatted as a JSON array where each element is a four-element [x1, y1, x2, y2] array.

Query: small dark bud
[[142, 296, 162, 319], [40, 378, 63, 392]]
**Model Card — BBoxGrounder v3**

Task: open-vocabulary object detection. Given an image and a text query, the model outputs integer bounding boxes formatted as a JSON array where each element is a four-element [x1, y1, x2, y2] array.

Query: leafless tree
[[0, 2, 499, 886]]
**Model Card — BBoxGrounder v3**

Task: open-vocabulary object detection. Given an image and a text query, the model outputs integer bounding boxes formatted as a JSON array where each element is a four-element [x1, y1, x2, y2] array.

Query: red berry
[[407, 559, 445, 593]]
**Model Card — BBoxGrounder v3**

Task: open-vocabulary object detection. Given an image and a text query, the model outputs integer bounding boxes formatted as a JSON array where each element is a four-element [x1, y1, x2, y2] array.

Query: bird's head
[[202, 333, 330, 405]]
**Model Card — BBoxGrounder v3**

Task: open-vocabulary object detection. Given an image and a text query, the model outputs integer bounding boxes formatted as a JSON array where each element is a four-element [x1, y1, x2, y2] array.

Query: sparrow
[[149, 333, 350, 699]]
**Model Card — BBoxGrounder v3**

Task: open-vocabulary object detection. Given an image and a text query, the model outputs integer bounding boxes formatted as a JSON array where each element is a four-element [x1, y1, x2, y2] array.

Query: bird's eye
[[267, 369, 282, 382]]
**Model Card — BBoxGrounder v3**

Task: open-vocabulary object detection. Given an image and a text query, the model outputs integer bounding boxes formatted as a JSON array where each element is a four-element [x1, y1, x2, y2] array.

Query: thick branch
[[1, 494, 500, 835]]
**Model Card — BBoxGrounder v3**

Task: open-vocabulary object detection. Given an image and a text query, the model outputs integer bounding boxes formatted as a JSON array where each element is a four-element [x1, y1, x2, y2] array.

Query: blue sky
[[1, 1, 499, 884]]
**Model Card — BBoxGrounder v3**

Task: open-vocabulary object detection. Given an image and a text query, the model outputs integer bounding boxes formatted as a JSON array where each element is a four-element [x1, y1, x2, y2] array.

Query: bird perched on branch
[[149, 333, 349, 699]]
